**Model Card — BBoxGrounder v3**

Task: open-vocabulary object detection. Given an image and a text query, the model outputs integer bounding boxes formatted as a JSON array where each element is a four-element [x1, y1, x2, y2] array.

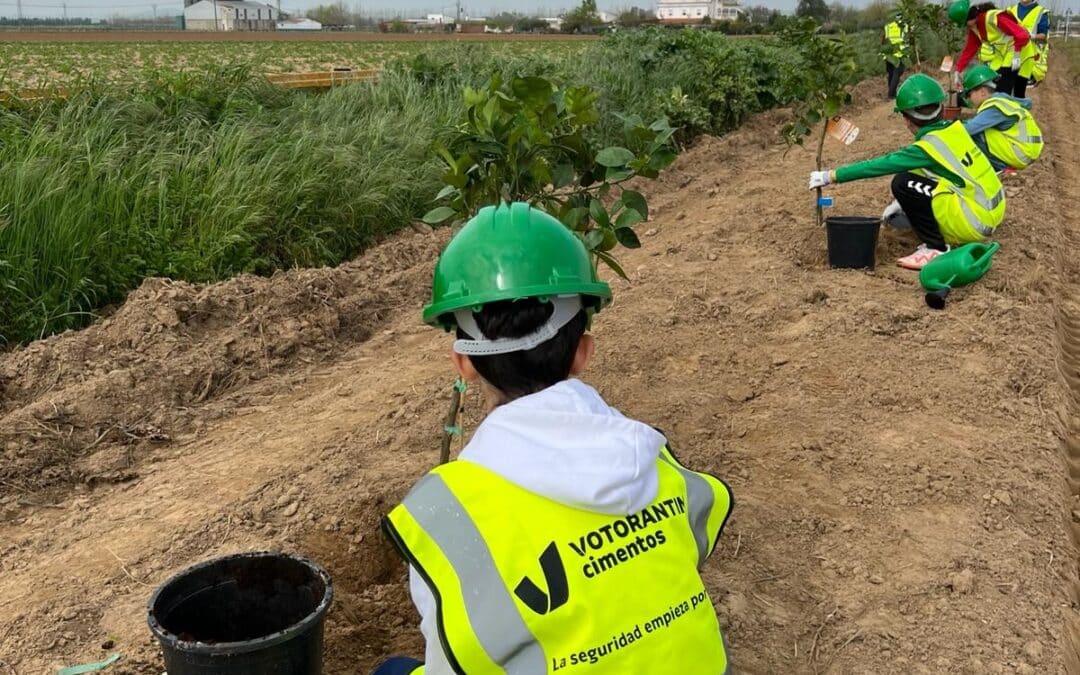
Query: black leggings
[[891, 172, 948, 251], [995, 66, 1028, 98]]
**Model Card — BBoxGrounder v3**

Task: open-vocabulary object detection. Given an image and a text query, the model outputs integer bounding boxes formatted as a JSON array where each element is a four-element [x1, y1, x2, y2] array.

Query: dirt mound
[[1, 71, 1078, 675], [0, 231, 446, 502]]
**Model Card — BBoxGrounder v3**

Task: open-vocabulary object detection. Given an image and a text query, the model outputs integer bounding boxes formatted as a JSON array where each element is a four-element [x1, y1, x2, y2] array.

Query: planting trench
[[1, 75, 1079, 674]]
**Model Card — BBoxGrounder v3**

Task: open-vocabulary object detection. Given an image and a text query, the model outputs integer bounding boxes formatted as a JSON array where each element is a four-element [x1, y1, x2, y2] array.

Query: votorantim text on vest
[[568, 496, 686, 579], [551, 588, 711, 670]]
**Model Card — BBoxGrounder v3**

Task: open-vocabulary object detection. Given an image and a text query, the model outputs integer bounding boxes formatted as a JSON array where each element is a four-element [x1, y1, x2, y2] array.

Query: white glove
[[881, 200, 903, 222], [1011, 53, 1021, 71], [808, 170, 832, 190]]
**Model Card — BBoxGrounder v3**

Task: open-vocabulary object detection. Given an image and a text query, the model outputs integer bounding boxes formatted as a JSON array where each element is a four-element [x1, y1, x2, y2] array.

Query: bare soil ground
[[0, 31, 597, 43], [1, 73, 1079, 674]]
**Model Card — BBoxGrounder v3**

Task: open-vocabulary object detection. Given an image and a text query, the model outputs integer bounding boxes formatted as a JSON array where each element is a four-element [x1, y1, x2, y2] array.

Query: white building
[[276, 16, 321, 29], [184, 0, 279, 30], [655, 0, 741, 22]]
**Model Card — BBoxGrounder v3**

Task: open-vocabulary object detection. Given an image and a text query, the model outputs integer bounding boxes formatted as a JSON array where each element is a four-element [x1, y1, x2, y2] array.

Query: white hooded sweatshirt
[[408, 378, 667, 674]]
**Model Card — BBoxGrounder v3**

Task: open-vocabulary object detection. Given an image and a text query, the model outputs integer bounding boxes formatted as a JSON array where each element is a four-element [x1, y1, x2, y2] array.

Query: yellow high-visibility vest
[[914, 121, 1006, 244], [981, 9, 1023, 71], [1010, 3, 1047, 80], [384, 448, 734, 674], [978, 95, 1044, 169], [884, 21, 907, 61]]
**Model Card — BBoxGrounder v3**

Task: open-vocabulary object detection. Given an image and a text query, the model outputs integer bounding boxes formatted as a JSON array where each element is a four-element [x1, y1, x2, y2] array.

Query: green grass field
[[0, 29, 889, 344], [0, 38, 589, 89]]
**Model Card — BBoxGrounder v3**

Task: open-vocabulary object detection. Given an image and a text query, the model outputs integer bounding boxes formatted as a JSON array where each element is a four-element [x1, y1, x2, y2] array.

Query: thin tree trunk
[[439, 386, 463, 465], [816, 121, 827, 227]]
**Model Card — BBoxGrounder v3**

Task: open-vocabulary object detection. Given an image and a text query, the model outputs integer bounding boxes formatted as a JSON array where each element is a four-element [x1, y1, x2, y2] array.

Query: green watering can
[[919, 242, 1000, 309]]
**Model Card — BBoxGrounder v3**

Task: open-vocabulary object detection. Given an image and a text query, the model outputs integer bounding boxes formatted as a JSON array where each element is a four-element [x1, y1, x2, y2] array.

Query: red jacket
[[956, 10, 1030, 72]]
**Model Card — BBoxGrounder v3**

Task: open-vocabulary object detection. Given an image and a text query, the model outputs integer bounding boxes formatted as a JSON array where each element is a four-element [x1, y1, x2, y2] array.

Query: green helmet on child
[[423, 203, 612, 346], [894, 74, 947, 118], [961, 64, 999, 94], [947, 0, 970, 26]]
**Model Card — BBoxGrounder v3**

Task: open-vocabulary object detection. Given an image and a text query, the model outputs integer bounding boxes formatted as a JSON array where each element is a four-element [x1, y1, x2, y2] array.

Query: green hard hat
[[962, 63, 998, 93], [947, 0, 970, 26], [894, 73, 947, 114], [422, 202, 612, 329]]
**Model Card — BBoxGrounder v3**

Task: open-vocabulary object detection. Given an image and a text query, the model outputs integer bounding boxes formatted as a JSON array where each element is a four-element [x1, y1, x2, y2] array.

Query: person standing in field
[[808, 74, 1005, 271], [960, 64, 1043, 173], [948, 0, 1032, 98], [1010, 0, 1050, 86], [375, 202, 735, 675], [882, 12, 909, 100]]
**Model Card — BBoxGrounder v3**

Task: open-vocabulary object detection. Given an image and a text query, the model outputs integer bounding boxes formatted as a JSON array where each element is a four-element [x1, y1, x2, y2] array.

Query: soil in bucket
[[148, 551, 333, 675], [825, 216, 880, 270]]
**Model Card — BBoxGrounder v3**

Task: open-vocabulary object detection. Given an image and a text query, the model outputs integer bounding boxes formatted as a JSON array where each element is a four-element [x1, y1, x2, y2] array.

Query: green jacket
[[835, 120, 963, 186]]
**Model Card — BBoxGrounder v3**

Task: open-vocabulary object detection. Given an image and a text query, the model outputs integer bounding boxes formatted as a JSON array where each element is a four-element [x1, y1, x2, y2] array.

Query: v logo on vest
[[961, 152, 974, 168], [514, 542, 569, 615]]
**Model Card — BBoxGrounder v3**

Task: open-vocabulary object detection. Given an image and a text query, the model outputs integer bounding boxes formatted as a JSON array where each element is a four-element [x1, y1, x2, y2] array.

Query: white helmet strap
[[453, 295, 583, 356], [905, 103, 944, 121]]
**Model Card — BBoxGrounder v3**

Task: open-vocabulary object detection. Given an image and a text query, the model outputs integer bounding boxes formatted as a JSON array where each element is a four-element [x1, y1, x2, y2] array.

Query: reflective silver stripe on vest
[[404, 474, 548, 674], [921, 134, 1004, 213], [957, 198, 996, 236], [987, 99, 1043, 143], [659, 454, 715, 566]]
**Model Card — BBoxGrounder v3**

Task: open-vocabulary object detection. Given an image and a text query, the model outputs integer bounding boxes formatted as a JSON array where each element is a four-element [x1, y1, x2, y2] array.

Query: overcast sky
[[1, 0, 1077, 26]]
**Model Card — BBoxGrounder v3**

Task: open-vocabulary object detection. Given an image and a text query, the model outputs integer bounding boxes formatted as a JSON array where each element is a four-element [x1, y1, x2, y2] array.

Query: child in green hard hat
[[960, 63, 1043, 173], [808, 73, 1006, 271], [947, 0, 1033, 97], [375, 202, 735, 675]]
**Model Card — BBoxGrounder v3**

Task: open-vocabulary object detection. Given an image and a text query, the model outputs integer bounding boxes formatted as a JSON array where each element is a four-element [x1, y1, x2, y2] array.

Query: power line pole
[[455, 0, 461, 25], [16, 0, 22, 26], [212, 0, 220, 29], [62, 2, 68, 22]]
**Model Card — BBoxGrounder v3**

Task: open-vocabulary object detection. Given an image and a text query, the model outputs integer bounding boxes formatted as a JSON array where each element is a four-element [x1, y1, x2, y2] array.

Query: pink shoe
[[897, 244, 947, 270], [998, 167, 1017, 178]]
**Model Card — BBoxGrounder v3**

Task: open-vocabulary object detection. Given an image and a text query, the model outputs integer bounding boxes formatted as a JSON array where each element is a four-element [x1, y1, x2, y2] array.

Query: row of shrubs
[[0, 28, 890, 344]]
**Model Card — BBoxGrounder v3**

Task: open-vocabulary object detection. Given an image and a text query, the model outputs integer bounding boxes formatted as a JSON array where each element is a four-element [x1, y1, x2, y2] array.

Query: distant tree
[[861, 0, 893, 27], [744, 5, 774, 24], [561, 0, 601, 33], [827, 2, 859, 30], [616, 6, 653, 26], [307, 0, 350, 26], [796, 0, 829, 23], [488, 11, 518, 29], [514, 16, 550, 32], [0, 15, 93, 25]]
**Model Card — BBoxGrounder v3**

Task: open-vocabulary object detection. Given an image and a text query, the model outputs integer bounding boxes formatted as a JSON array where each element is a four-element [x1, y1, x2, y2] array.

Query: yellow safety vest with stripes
[[978, 94, 1044, 170], [884, 21, 907, 61], [1010, 3, 1047, 80], [914, 121, 1006, 245], [980, 9, 1024, 71], [384, 448, 734, 674]]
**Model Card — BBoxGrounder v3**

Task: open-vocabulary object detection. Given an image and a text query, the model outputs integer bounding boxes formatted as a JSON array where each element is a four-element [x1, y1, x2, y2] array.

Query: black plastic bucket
[[825, 216, 880, 269], [147, 552, 333, 675]]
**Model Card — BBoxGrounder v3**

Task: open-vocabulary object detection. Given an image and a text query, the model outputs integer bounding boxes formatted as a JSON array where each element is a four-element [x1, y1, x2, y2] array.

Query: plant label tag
[[940, 55, 953, 72], [826, 117, 859, 146], [818, 196, 835, 207]]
